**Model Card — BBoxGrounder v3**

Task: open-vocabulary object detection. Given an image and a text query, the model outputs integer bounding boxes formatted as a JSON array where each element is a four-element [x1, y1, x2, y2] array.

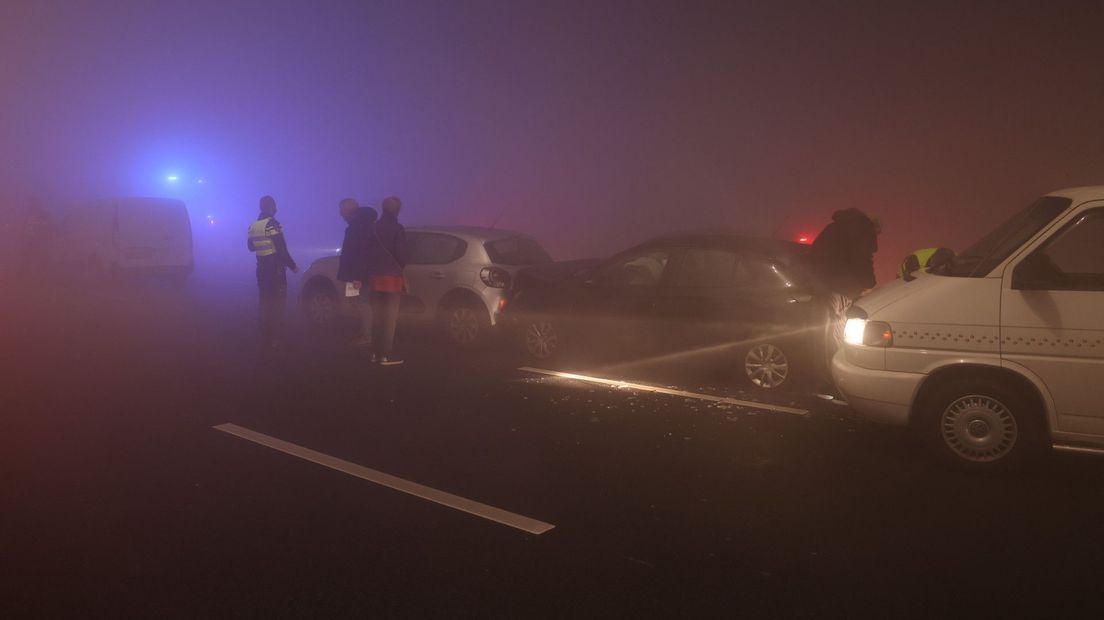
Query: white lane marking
[[213, 423, 555, 535], [518, 367, 809, 417]]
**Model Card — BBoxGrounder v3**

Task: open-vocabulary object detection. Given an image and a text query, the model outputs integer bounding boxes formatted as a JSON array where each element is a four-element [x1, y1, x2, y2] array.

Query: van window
[[943, 196, 1071, 277], [1032, 209, 1104, 291]]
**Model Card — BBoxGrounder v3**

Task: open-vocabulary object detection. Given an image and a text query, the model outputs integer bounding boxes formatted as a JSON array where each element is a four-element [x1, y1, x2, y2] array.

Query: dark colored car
[[502, 233, 818, 389]]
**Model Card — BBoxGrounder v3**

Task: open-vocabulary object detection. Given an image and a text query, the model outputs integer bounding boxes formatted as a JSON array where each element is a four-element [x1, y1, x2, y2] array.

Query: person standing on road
[[808, 208, 881, 399], [247, 195, 299, 351], [337, 198, 378, 348], [365, 196, 407, 366]]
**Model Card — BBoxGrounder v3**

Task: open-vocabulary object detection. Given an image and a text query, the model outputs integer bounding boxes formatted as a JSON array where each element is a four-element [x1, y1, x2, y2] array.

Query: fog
[[3, 0, 1104, 283]]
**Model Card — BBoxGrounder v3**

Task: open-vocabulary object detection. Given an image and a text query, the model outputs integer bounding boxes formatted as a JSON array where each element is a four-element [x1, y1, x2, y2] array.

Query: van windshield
[[939, 196, 1071, 277]]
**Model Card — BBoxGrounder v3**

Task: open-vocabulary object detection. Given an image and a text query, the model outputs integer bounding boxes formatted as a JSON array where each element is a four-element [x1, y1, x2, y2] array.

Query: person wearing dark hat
[[808, 208, 881, 400], [247, 195, 298, 350], [337, 198, 378, 349]]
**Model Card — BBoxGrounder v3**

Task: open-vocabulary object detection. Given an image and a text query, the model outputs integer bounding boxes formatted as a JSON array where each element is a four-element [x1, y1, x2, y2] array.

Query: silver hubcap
[[941, 395, 1018, 463], [308, 293, 334, 324], [449, 307, 480, 344], [744, 343, 789, 389], [525, 320, 558, 359]]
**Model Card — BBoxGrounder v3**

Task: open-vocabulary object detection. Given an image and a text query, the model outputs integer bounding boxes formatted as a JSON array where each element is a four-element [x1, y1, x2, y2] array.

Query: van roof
[[1047, 186, 1104, 202]]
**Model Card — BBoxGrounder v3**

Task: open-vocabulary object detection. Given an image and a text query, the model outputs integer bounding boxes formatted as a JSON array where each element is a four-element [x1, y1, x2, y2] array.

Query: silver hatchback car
[[299, 226, 552, 346]]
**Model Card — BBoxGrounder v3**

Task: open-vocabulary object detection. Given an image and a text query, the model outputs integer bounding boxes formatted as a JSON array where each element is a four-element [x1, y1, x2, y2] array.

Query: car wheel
[[444, 301, 489, 347], [918, 379, 1045, 472], [524, 317, 561, 360], [303, 284, 338, 326], [742, 342, 790, 389]]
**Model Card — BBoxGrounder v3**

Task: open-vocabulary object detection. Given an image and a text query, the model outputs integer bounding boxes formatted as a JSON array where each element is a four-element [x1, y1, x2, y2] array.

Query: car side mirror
[[1013, 253, 1060, 290]]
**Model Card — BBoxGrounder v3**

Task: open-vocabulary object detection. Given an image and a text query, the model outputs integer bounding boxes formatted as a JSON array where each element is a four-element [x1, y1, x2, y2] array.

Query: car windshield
[[484, 236, 552, 265], [939, 196, 1071, 277]]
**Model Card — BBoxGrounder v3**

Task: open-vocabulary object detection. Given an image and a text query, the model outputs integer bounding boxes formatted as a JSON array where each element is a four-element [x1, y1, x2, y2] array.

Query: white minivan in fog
[[834, 187, 1104, 470], [54, 197, 193, 281]]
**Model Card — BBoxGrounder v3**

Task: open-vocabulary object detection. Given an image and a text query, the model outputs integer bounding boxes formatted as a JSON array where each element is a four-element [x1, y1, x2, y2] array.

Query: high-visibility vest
[[247, 217, 276, 257], [898, 247, 953, 280]]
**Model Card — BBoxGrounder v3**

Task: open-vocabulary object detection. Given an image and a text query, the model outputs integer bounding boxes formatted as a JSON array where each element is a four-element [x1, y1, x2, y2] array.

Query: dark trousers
[[258, 287, 287, 348], [371, 291, 401, 355], [356, 293, 374, 342], [813, 292, 853, 388], [257, 259, 288, 348]]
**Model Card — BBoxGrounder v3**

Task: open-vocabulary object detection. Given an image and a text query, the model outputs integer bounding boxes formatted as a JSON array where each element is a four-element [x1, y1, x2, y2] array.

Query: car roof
[[642, 231, 807, 260], [406, 225, 535, 243]]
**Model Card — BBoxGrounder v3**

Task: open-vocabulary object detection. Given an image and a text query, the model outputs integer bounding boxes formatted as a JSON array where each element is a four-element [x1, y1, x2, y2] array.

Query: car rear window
[[407, 233, 467, 265], [484, 237, 552, 266]]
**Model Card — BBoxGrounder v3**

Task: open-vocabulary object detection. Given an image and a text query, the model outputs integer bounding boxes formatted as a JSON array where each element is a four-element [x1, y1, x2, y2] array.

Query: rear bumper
[[831, 350, 924, 426]]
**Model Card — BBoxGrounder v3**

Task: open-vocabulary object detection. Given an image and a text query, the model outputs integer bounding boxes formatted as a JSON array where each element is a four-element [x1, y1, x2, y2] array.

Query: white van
[[54, 197, 193, 281], [833, 187, 1104, 470]]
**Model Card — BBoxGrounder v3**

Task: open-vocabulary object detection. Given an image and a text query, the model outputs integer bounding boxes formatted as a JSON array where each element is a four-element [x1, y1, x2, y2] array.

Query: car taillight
[[481, 266, 511, 289]]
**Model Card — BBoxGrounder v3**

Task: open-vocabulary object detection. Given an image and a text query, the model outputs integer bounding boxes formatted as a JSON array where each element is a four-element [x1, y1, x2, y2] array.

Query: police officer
[[898, 247, 954, 281], [248, 195, 298, 350]]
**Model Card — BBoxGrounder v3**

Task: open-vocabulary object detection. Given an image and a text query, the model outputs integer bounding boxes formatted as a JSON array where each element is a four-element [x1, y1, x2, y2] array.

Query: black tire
[[442, 299, 490, 348], [521, 315, 564, 360], [915, 378, 1046, 472], [738, 340, 793, 390], [302, 282, 339, 326]]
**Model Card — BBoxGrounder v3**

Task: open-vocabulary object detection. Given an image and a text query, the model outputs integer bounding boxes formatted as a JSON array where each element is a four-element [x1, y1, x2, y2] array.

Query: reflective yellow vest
[[899, 247, 952, 280], [247, 218, 276, 257]]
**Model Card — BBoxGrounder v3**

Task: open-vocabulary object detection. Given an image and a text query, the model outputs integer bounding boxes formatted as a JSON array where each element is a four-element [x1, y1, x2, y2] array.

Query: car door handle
[[431, 272, 446, 279]]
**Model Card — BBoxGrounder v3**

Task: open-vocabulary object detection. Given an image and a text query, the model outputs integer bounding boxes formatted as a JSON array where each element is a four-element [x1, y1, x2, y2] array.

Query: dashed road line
[[517, 367, 810, 417], [214, 423, 555, 535]]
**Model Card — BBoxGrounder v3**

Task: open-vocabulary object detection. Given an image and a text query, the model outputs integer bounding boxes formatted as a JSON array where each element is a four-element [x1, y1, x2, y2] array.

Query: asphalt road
[[3, 273, 1104, 618]]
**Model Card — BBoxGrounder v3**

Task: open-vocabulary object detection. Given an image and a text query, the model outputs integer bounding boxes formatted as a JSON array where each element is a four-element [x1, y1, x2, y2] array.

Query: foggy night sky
[[3, 0, 1104, 282]]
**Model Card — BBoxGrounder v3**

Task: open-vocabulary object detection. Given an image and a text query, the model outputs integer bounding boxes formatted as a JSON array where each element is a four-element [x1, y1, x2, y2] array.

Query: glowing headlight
[[844, 318, 867, 345], [844, 318, 893, 347]]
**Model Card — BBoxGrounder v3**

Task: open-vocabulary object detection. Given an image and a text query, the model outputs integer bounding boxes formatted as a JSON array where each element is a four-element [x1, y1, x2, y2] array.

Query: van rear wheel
[[917, 379, 1045, 472]]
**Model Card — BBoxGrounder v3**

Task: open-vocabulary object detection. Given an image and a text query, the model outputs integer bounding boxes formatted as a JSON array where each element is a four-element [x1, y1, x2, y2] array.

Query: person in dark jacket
[[337, 198, 378, 348], [808, 208, 881, 398], [366, 196, 408, 365], [247, 195, 299, 351]]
